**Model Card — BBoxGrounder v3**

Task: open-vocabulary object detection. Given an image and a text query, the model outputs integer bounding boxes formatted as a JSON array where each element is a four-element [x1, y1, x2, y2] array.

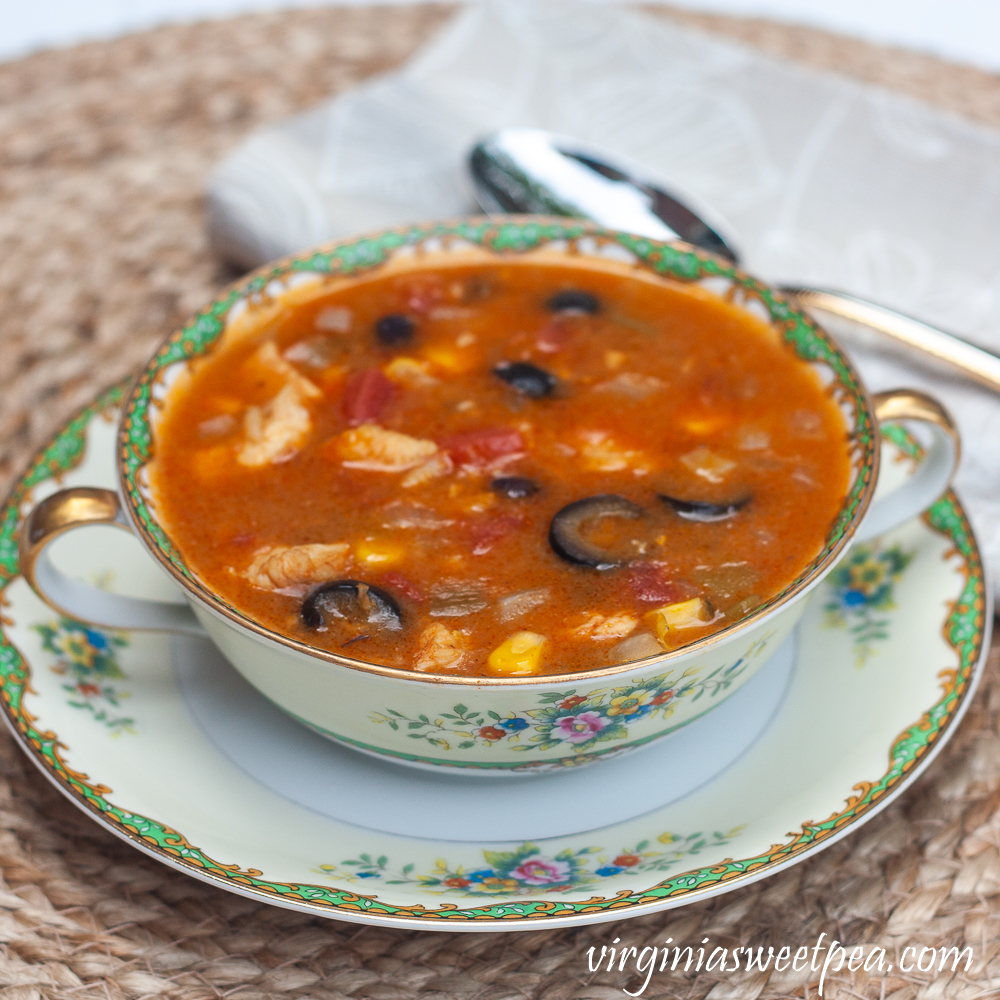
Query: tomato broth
[[151, 260, 851, 676]]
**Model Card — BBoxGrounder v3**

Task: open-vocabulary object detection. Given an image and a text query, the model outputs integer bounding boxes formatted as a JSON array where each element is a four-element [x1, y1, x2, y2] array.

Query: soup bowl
[[18, 218, 959, 775]]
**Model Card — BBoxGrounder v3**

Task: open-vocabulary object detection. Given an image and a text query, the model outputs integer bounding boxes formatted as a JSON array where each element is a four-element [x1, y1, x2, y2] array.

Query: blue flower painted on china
[[498, 718, 529, 732], [824, 542, 914, 665], [84, 628, 108, 649]]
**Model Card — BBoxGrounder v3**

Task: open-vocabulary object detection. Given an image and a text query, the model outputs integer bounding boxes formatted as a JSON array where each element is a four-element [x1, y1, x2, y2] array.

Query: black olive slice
[[549, 494, 644, 570], [375, 314, 415, 346], [547, 289, 599, 314], [493, 361, 557, 398], [491, 476, 541, 499], [302, 580, 403, 632], [659, 494, 749, 522]]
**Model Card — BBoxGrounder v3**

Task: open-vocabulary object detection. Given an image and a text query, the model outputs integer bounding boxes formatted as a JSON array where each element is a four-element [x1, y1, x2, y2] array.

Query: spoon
[[469, 128, 1000, 395]]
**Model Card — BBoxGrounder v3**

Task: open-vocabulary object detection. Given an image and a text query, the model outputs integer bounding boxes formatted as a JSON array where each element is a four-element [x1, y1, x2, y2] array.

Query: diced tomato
[[440, 427, 524, 467], [536, 318, 572, 354], [400, 276, 446, 314], [342, 369, 394, 427], [380, 571, 425, 603], [627, 563, 690, 604], [470, 515, 523, 555]]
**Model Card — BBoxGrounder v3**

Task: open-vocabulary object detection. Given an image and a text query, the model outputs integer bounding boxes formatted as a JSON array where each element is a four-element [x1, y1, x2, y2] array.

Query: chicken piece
[[256, 341, 321, 399], [578, 430, 649, 473], [235, 342, 322, 467], [573, 612, 639, 641], [245, 542, 352, 591], [401, 452, 453, 488], [413, 623, 466, 672], [333, 424, 438, 472], [237, 384, 312, 467]]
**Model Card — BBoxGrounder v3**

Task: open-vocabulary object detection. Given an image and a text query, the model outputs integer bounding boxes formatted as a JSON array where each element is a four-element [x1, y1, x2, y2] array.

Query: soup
[[151, 259, 851, 676]]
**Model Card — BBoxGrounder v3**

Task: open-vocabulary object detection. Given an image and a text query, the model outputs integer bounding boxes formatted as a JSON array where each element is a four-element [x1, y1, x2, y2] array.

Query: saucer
[[0, 382, 990, 930]]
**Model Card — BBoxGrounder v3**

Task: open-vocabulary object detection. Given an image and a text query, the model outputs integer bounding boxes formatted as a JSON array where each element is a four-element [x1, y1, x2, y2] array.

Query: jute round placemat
[[1, 7, 999, 999]]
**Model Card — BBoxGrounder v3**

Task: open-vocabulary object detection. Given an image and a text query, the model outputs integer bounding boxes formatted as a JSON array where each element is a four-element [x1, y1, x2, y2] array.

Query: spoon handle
[[782, 286, 1000, 394]]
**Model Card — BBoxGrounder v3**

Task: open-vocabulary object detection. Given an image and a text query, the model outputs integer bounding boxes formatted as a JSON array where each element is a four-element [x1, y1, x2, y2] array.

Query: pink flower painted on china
[[553, 711, 609, 744], [511, 856, 572, 885]]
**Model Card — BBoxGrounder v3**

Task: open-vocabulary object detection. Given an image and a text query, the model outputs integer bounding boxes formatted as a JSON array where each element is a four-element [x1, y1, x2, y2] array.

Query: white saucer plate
[[0, 384, 990, 930]]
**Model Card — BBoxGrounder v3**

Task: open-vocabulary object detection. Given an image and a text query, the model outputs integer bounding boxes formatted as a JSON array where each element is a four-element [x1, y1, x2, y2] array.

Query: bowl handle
[[855, 389, 960, 543], [18, 486, 204, 634]]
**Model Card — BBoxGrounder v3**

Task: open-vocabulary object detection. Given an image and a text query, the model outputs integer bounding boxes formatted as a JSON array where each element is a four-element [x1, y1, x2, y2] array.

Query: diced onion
[[497, 588, 550, 622], [610, 632, 663, 664]]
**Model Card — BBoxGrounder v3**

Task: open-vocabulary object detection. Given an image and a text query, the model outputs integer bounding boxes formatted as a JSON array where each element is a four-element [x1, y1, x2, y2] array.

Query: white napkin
[[208, 0, 1000, 604]]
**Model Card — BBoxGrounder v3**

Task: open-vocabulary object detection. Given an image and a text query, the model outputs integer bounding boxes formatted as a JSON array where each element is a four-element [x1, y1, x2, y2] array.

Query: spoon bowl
[[470, 127, 738, 262], [469, 128, 1000, 395]]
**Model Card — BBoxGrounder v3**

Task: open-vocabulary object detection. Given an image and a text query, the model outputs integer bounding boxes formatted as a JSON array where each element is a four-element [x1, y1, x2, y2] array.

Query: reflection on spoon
[[469, 128, 1000, 396], [469, 128, 738, 261]]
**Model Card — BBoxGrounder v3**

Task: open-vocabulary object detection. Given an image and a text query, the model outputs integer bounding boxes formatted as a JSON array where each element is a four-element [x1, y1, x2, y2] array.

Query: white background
[[3, 0, 1000, 71]]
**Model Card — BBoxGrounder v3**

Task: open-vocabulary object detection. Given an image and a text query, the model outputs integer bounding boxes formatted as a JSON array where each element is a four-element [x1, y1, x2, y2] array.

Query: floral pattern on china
[[371, 637, 767, 755], [315, 829, 744, 898], [32, 616, 134, 735], [824, 543, 914, 665]]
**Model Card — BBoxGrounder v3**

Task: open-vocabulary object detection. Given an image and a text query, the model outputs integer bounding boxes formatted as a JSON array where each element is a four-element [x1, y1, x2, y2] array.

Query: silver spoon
[[469, 128, 1000, 395]]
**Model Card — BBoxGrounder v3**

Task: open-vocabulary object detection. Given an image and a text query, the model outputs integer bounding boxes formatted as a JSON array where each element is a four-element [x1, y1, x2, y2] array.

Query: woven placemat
[[1, 7, 999, 999]]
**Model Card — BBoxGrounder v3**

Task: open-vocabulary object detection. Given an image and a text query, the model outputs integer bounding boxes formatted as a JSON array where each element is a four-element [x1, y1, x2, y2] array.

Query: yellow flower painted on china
[[480, 877, 519, 891], [657, 832, 678, 845], [58, 632, 95, 669], [607, 691, 652, 717], [847, 557, 887, 595]]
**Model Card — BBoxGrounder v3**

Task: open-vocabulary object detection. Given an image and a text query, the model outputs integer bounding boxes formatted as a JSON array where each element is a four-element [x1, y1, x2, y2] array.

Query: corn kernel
[[424, 347, 474, 373], [649, 598, 713, 645], [682, 415, 728, 436], [486, 632, 547, 676], [355, 538, 405, 565], [384, 356, 437, 387]]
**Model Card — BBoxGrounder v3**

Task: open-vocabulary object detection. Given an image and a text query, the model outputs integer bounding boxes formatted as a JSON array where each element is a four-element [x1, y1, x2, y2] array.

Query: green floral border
[[0, 382, 987, 924], [117, 218, 877, 673]]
